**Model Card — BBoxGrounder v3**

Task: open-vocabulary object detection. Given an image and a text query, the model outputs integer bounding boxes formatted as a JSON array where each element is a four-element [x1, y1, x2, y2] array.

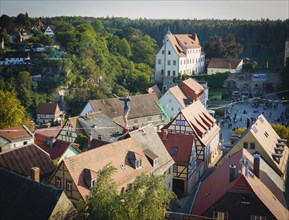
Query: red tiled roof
[[207, 58, 242, 69], [191, 149, 289, 219], [36, 103, 61, 115], [88, 93, 162, 119], [181, 100, 220, 146], [34, 126, 62, 138], [0, 144, 55, 178], [34, 133, 80, 160], [62, 137, 154, 199], [147, 85, 162, 99], [167, 34, 201, 57], [158, 132, 194, 164], [0, 125, 33, 142], [179, 78, 204, 96]]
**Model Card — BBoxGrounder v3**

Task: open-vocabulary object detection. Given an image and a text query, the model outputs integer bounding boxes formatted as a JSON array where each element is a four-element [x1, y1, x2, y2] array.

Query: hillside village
[[1, 15, 289, 219]]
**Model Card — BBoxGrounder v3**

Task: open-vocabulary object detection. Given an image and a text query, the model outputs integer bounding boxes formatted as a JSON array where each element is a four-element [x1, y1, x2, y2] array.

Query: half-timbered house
[[160, 100, 221, 194]]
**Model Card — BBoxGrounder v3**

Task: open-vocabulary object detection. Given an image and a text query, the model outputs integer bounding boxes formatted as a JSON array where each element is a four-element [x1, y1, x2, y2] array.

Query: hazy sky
[[1, 0, 288, 20]]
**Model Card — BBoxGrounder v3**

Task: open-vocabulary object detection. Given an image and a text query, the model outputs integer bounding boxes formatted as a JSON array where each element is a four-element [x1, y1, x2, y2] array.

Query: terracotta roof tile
[[63, 138, 154, 199], [181, 100, 220, 146], [167, 34, 201, 57], [159, 132, 194, 164], [34, 133, 80, 160], [34, 126, 62, 138], [207, 58, 242, 69], [0, 144, 55, 178], [36, 103, 61, 115], [0, 125, 33, 142], [192, 149, 289, 219], [179, 78, 204, 96]]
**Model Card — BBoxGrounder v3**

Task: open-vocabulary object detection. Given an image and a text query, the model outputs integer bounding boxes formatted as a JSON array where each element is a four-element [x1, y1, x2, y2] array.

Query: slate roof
[[88, 93, 162, 119], [0, 168, 67, 220], [77, 112, 123, 142], [129, 124, 174, 175], [34, 133, 81, 160], [36, 103, 61, 115], [207, 58, 242, 69], [167, 34, 201, 57], [0, 144, 55, 178], [0, 125, 33, 142], [180, 100, 220, 146], [61, 137, 154, 199], [158, 132, 195, 165], [191, 149, 289, 219]]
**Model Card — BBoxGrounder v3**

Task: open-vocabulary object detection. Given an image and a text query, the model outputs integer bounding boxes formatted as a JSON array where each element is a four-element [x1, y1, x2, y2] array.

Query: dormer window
[[171, 147, 178, 156], [91, 179, 96, 188], [144, 149, 159, 167], [83, 168, 98, 189], [128, 151, 143, 169]]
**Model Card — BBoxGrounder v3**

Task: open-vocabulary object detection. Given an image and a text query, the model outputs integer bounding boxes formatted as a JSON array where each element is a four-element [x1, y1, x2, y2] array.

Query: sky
[[0, 0, 288, 20]]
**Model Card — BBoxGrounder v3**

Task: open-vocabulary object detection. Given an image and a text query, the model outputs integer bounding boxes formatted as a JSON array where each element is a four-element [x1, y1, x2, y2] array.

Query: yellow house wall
[[49, 162, 83, 205]]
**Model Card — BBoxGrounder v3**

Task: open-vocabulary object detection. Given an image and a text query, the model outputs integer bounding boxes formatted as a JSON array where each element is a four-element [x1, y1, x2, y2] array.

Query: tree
[[204, 34, 243, 59], [0, 90, 31, 129], [74, 164, 175, 220]]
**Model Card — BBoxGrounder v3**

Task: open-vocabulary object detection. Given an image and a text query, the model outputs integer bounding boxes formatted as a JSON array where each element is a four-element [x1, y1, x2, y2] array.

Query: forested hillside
[[0, 14, 288, 121], [99, 18, 289, 69]]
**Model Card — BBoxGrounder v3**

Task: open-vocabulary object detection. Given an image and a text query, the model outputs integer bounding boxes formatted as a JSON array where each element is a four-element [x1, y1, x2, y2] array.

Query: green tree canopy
[[204, 34, 243, 59], [0, 90, 31, 129], [74, 164, 175, 220]]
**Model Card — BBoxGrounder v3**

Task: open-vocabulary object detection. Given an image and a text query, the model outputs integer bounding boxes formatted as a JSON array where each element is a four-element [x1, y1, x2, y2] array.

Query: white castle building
[[154, 30, 205, 92]]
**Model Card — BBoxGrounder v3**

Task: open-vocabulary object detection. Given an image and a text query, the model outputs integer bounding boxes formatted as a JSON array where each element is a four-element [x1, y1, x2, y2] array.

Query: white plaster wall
[[159, 90, 183, 120]]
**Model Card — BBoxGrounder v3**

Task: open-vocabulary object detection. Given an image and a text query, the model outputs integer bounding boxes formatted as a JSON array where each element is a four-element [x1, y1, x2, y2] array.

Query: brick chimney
[[162, 129, 168, 140], [31, 167, 40, 182], [253, 153, 261, 178], [229, 164, 236, 182]]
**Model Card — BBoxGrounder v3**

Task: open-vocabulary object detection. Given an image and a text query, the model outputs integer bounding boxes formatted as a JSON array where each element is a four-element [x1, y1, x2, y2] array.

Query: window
[[167, 70, 171, 76], [250, 216, 267, 220], [168, 60, 171, 65], [250, 142, 255, 149], [56, 177, 62, 188], [213, 211, 228, 220], [158, 59, 161, 64], [241, 193, 250, 204], [168, 167, 171, 174], [171, 107, 174, 111], [162, 50, 164, 54], [168, 50, 171, 55], [243, 142, 248, 149], [67, 180, 72, 191], [173, 60, 176, 65], [136, 159, 142, 169], [171, 147, 178, 156], [23, 141, 27, 145], [173, 164, 178, 172], [161, 69, 164, 75], [173, 71, 176, 76], [91, 179, 96, 188]]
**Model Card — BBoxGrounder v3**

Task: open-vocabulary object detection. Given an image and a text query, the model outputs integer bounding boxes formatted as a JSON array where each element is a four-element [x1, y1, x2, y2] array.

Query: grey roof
[[129, 124, 174, 175], [88, 93, 162, 119], [0, 168, 64, 220], [77, 112, 123, 142]]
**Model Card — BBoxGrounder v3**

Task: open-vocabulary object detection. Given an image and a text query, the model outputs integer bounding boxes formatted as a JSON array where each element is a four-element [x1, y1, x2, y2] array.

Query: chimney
[[229, 164, 236, 182], [31, 167, 40, 182], [162, 129, 168, 140], [253, 153, 261, 178]]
